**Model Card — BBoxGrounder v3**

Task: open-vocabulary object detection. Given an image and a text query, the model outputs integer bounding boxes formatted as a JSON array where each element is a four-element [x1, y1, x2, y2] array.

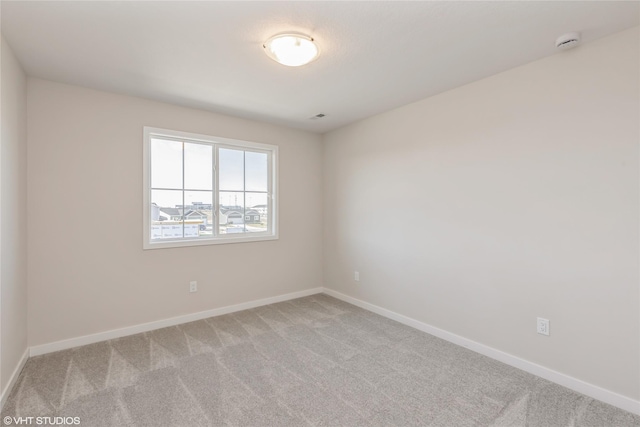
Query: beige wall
[[323, 27, 639, 399], [1, 37, 29, 392], [27, 79, 323, 346]]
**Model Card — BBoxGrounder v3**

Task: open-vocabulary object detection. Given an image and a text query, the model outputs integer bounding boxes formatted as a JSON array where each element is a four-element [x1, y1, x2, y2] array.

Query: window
[[143, 127, 277, 249]]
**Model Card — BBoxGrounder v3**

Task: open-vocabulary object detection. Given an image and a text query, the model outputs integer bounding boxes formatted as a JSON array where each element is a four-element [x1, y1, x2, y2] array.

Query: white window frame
[[143, 127, 278, 249]]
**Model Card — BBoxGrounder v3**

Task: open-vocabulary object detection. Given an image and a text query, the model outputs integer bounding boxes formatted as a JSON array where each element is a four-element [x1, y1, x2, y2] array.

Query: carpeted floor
[[2, 294, 639, 426]]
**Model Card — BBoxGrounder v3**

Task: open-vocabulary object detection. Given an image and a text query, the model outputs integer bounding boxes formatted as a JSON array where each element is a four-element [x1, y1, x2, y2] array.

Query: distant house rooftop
[[159, 207, 183, 217]]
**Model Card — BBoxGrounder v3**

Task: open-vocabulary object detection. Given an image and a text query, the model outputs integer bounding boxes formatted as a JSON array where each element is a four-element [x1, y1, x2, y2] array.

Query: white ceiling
[[2, 1, 638, 133]]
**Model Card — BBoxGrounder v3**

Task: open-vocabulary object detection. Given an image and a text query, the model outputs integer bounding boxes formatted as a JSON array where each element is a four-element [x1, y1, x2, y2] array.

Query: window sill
[[143, 233, 278, 250]]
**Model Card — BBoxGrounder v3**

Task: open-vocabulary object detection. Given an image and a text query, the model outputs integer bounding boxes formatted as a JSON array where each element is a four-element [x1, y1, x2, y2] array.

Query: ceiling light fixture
[[263, 33, 319, 67]]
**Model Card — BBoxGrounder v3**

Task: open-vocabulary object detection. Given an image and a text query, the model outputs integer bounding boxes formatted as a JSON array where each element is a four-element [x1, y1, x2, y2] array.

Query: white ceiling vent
[[555, 32, 581, 50]]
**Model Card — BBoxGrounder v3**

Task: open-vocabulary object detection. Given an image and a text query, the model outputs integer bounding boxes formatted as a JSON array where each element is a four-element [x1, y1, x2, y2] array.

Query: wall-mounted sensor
[[556, 32, 581, 50]]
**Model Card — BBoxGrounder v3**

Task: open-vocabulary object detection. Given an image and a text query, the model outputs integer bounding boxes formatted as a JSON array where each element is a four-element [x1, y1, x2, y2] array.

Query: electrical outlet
[[537, 317, 549, 336], [354, 271, 360, 282], [189, 281, 198, 293]]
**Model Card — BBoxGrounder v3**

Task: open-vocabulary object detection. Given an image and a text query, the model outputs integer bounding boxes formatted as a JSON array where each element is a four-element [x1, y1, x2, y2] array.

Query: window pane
[[219, 191, 245, 234], [245, 151, 268, 192], [151, 189, 183, 240], [219, 148, 244, 191], [151, 138, 182, 189], [184, 191, 213, 238], [146, 128, 278, 248], [184, 143, 212, 190], [245, 192, 268, 233]]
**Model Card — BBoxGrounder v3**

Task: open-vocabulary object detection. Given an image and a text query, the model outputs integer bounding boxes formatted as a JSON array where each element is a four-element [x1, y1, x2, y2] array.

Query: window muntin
[[144, 127, 277, 249]]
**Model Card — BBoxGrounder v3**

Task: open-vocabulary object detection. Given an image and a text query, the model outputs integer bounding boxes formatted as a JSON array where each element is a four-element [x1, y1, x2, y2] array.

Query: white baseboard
[[29, 287, 323, 357], [1, 347, 29, 410], [322, 288, 640, 416]]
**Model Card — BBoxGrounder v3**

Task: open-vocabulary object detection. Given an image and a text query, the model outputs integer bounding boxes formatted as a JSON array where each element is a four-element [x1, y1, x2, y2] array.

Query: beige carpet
[[2, 294, 638, 426]]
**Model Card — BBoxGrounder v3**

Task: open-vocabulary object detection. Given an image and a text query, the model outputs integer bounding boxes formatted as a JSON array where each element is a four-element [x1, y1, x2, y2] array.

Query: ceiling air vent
[[556, 32, 581, 50]]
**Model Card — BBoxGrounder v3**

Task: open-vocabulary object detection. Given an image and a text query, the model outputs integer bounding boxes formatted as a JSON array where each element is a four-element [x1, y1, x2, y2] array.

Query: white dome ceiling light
[[555, 32, 581, 50], [263, 33, 319, 67]]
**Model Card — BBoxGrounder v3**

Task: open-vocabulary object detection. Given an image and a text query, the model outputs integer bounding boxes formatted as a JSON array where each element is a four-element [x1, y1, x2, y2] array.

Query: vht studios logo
[[3, 416, 80, 425]]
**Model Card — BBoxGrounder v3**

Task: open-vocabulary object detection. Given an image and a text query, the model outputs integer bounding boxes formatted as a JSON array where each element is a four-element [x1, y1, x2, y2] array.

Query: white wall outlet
[[189, 281, 198, 293], [537, 317, 549, 336], [354, 271, 360, 282]]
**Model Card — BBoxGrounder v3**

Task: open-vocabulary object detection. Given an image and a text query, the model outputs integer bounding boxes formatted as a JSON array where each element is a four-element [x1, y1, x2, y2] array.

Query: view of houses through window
[[147, 132, 274, 245]]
